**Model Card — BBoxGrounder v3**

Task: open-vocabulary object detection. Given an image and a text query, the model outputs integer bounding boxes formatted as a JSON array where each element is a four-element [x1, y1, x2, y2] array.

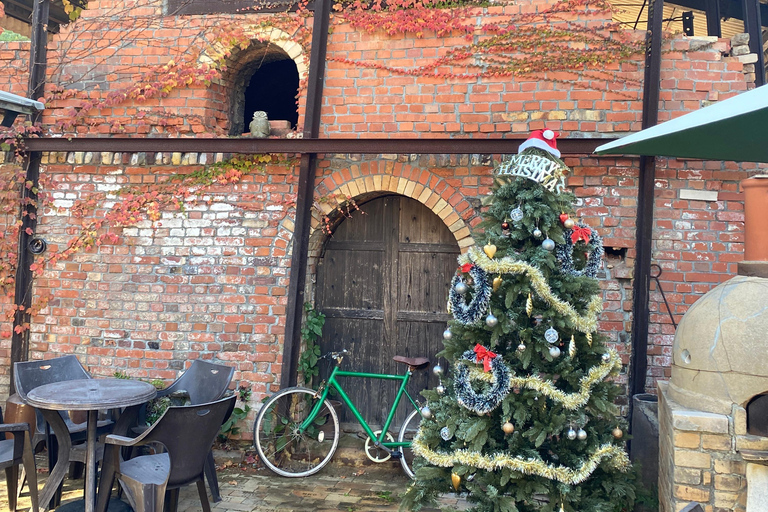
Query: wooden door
[[316, 195, 460, 430]]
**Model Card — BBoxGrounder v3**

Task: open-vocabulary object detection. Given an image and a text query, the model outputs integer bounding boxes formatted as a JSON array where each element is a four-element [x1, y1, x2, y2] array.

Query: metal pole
[[629, 0, 663, 401], [11, 0, 49, 393], [742, 0, 765, 86], [280, 0, 332, 389], [704, 0, 722, 37]]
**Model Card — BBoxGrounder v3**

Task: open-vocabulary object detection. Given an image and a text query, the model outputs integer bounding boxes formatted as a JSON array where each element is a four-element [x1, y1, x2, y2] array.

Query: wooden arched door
[[316, 195, 460, 429]]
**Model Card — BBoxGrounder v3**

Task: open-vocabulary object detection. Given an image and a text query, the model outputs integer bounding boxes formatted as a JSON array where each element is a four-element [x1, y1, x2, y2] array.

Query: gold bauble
[[483, 244, 497, 259], [451, 472, 461, 490], [564, 218, 575, 229], [502, 422, 515, 434], [612, 427, 624, 439], [492, 275, 503, 292]]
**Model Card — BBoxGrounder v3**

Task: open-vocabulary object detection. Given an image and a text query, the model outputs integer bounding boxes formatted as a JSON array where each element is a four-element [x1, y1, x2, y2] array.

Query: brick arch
[[306, 165, 478, 276], [207, 29, 308, 135]]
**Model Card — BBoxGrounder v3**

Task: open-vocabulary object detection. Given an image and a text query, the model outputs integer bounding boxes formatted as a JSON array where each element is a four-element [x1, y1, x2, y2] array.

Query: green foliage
[[219, 386, 253, 442], [298, 302, 326, 386]]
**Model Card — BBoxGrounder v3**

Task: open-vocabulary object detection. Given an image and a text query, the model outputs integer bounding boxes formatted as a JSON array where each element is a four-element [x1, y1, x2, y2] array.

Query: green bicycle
[[254, 349, 430, 478]]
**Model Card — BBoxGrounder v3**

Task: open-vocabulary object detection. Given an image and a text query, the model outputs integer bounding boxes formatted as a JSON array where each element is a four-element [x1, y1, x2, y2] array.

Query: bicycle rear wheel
[[398, 408, 422, 478], [254, 387, 340, 477]]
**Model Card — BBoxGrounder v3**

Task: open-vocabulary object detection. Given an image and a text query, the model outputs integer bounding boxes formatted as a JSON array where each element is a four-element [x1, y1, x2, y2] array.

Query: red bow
[[570, 225, 591, 244], [474, 344, 497, 372], [460, 263, 473, 273]]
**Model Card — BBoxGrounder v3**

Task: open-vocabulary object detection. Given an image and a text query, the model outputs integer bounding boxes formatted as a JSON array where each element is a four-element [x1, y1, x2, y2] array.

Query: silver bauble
[[485, 313, 498, 328], [542, 237, 555, 251], [517, 343, 526, 352], [443, 328, 453, 340], [549, 346, 561, 358], [602, 352, 611, 363], [433, 364, 444, 377], [545, 327, 559, 344], [567, 428, 577, 440], [420, 406, 432, 420], [533, 228, 542, 238], [510, 207, 524, 222], [577, 428, 587, 440], [435, 384, 446, 395], [440, 426, 452, 440], [454, 281, 468, 295]]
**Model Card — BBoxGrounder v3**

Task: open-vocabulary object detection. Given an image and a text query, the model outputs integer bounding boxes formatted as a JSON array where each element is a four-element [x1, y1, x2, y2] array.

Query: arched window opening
[[227, 45, 300, 136], [244, 59, 299, 133]]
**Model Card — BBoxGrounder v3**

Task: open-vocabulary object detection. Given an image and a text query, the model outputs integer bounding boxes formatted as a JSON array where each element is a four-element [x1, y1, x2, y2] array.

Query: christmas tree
[[402, 130, 635, 512]]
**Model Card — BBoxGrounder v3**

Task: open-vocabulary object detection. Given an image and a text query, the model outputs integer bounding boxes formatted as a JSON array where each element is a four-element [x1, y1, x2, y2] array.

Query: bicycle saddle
[[393, 356, 430, 370]]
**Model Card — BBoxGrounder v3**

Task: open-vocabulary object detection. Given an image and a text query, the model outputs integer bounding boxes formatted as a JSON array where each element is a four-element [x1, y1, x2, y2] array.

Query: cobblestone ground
[[0, 455, 469, 511]]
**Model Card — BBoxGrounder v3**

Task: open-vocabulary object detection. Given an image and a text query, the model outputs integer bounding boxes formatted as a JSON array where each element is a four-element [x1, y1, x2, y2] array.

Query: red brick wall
[[0, 0, 763, 425]]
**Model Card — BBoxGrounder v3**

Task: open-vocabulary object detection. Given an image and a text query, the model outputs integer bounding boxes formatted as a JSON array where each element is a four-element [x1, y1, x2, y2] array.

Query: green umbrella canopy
[[595, 84, 768, 163]]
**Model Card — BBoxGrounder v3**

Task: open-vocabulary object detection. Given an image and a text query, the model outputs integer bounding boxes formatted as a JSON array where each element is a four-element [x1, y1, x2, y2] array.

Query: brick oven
[[658, 175, 768, 512]]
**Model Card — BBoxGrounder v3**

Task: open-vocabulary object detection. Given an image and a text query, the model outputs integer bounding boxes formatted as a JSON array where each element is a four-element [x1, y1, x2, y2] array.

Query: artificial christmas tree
[[402, 130, 636, 512]]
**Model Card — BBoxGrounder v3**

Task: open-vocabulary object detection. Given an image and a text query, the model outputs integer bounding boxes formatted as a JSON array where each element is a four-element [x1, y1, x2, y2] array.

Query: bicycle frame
[[300, 364, 421, 450]]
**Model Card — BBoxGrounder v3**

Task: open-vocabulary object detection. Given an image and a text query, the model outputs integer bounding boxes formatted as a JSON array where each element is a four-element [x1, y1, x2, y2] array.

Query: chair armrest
[[0, 422, 30, 433], [104, 434, 139, 447]]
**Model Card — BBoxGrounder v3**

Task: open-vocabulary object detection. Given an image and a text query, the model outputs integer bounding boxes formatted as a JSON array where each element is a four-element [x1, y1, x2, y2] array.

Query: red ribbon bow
[[570, 225, 591, 244], [474, 344, 497, 372], [460, 263, 473, 273]]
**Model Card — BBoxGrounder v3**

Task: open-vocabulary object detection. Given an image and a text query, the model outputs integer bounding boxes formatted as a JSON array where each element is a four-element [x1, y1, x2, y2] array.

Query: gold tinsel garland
[[459, 247, 602, 334], [466, 349, 622, 410], [412, 434, 631, 484]]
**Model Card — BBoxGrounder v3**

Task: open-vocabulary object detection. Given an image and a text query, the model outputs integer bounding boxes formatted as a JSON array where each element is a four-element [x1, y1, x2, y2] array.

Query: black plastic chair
[[0, 407, 39, 512], [14, 356, 113, 506], [101, 396, 236, 512], [136, 360, 234, 502], [155, 360, 235, 405]]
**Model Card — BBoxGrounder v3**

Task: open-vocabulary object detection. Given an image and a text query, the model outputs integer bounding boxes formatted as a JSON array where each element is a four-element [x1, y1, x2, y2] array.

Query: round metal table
[[26, 378, 157, 512]]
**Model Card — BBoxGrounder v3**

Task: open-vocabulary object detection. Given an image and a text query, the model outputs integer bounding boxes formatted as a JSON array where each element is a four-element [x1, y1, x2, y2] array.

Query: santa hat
[[518, 129, 560, 158]]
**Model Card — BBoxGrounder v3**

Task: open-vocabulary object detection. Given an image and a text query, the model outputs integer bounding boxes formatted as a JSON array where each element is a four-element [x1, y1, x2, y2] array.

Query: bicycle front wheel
[[398, 408, 422, 478], [254, 387, 340, 477]]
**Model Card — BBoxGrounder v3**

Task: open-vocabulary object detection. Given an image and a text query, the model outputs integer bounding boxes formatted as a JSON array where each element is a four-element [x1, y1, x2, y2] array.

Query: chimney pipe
[[738, 175, 768, 277]]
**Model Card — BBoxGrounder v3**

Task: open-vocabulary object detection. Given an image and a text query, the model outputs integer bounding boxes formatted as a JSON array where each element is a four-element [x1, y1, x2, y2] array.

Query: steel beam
[[743, 0, 766, 86], [11, 0, 50, 393], [629, 0, 664, 403], [23, 137, 616, 155], [704, 0, 722, 37], [280, 0, 331, 390]]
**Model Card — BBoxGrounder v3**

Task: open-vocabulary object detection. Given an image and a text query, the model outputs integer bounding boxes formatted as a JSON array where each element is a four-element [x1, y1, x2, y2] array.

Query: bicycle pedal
[[389, 451, 402, 460]]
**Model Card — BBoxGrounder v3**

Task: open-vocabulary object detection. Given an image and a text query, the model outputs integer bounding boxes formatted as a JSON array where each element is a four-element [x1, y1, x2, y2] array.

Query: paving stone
[[0, 455, 469, 512]]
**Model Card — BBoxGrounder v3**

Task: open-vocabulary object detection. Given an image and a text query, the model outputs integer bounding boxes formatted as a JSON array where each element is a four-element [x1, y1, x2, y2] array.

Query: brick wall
[[0, 0, 764, 426]]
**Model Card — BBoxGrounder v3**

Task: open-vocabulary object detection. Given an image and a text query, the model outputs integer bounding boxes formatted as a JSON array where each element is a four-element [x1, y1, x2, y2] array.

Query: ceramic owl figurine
[[249, 111, 270, 138]]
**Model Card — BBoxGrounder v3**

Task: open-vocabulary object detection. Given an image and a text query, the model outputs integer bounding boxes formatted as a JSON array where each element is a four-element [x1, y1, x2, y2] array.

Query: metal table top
[[26, 378, 157, 411]]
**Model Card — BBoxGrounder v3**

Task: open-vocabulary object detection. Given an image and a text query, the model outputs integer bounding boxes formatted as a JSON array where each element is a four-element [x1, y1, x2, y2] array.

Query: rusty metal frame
[[24, 137, 615, 155]]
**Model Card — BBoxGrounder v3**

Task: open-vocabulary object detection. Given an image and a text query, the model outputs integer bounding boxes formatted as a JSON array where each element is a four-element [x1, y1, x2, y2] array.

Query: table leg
[[38, 409, 72, 511], [85, 410, 98, 512], [96, 405, 141, 512]]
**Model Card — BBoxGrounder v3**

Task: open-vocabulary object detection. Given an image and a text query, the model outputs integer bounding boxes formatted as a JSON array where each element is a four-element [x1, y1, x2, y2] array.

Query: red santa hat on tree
[[518, 129, 560, 158]]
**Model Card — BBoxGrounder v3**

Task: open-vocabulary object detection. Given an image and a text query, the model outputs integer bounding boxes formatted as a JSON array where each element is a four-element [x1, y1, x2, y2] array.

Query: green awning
[[595, 84, 768, 163]]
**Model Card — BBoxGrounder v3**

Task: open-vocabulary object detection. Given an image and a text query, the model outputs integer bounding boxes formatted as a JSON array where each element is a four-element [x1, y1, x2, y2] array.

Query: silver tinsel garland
[[555, 223, 604, 278], [449, 265, 492, 325], [455, 349, 512, 415]]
